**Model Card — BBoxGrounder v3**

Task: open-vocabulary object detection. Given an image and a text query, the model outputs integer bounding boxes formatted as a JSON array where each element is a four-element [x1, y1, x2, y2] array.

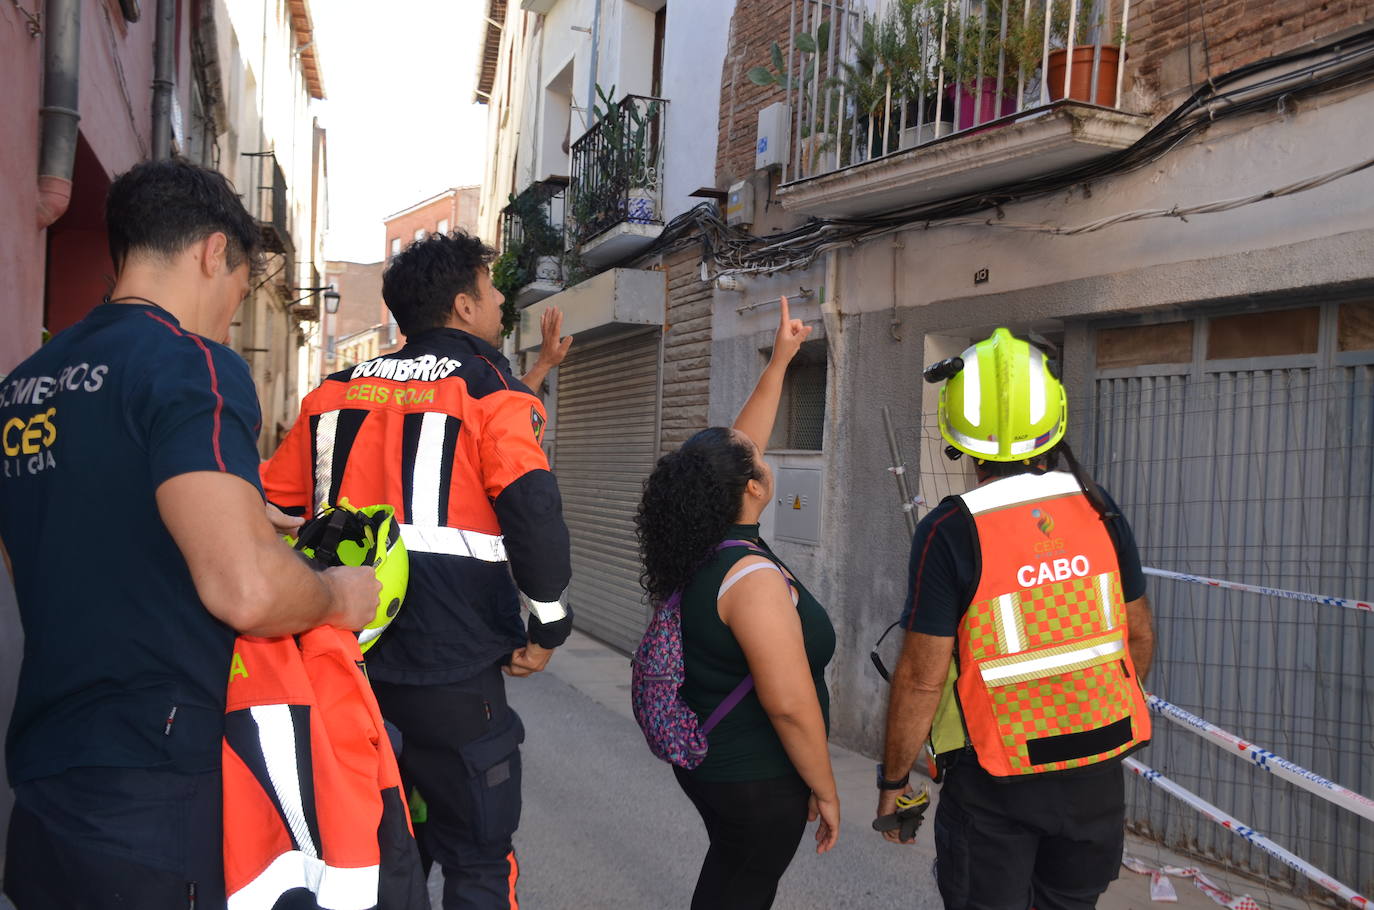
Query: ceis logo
[[2, 408, 58, 477], [1030, 506, 1066, 555]]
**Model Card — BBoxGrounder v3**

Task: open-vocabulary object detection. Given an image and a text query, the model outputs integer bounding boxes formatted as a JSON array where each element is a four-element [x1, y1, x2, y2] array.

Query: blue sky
[[313, 0, 490, 262]]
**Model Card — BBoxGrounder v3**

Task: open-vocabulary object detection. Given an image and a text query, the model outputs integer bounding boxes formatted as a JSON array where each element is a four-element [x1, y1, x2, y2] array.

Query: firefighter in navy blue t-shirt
[[0, 160, 378, 909]]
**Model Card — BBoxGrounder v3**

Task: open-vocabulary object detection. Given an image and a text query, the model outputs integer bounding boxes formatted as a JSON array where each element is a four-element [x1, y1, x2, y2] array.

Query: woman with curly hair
[[636, 297, 838, 910]]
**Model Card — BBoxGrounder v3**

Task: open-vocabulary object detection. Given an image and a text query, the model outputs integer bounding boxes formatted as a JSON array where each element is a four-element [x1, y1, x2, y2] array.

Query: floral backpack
[[631, 539, 796, 769]]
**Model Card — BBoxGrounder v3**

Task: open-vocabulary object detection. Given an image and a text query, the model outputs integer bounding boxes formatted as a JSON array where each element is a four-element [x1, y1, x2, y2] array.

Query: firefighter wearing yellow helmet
[[876, 328, 1157, 910], [937, 327, 1067, 462]]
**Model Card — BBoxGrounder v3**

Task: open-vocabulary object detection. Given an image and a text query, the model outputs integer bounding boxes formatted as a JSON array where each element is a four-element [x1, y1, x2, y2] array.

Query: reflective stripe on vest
[[934, 471, 1151, 777]]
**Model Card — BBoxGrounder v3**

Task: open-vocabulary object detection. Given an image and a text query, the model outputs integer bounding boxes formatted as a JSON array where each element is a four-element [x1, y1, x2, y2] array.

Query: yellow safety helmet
[[286, 501, 408, 653], [936, 328, 1067, 462]]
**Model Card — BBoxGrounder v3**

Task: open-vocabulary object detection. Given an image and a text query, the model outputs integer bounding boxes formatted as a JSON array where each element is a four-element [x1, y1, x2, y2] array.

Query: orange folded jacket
[[222, 627, 427, 909]]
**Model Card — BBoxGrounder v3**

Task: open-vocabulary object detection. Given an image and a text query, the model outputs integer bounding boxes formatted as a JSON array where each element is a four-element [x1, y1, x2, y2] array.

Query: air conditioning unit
[[755, 102, 791, 171]]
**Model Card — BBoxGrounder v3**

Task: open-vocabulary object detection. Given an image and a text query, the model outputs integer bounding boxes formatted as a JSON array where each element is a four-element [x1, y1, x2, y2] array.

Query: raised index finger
[[778, 294, 790, 326]]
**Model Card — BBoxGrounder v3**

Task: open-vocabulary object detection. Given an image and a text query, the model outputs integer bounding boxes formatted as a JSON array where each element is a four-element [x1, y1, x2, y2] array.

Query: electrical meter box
[[725, 180, 754, 227], [755, 102, 791, 171], [774, 467, 821, 545]]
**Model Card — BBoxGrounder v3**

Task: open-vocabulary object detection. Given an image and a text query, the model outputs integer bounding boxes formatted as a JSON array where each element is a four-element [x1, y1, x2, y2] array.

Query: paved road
[[499, 667, 943, 910]]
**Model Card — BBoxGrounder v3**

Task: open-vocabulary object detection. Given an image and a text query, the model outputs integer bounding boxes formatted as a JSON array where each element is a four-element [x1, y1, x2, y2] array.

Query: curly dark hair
[[636, 427, 761, 604], [106, 157, 262, 274], [382, 230, 495, 338]]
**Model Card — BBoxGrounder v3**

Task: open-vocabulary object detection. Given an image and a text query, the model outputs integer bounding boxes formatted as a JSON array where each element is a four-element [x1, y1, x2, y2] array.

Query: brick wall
[[1131, 0, 1371, 104], [716, 0, 795, 186], [661, 248, 713, 454]]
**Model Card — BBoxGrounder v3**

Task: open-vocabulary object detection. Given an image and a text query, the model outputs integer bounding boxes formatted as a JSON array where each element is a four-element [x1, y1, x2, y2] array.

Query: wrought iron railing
[[242, 150, 294, 257], [501, 178, 569, 286], [568, 94, 667, 247], [775, 0, 1133, 182]]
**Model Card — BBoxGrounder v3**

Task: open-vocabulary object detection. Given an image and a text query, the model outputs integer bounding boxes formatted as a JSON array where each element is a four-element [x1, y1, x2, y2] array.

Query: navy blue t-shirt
[[0, 302, 263, 785], [899, 477, 1146, 636]]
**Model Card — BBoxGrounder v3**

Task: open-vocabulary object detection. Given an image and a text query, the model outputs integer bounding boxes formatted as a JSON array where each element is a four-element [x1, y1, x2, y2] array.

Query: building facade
[[322, 259, 387, 373], [0, 0, 330, 871], [483, 0, 1374, 897], [384, 186, 481, 262]]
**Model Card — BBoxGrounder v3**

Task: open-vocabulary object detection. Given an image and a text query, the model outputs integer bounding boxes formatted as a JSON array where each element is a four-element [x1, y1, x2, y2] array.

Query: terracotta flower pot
[[1047, 45, 1122, 106]]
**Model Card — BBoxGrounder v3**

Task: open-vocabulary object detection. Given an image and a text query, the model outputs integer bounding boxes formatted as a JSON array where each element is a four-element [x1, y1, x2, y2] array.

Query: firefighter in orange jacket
[[876, 329, 1156, 910], [262, 231, 573, 910]]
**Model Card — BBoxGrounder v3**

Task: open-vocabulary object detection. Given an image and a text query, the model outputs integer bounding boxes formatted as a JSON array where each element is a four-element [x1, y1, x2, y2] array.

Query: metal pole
[[37, 0, 81, 228], [586, 0, 603, 118], [151, 0, 176, 159], [883, 406, 918, 537]]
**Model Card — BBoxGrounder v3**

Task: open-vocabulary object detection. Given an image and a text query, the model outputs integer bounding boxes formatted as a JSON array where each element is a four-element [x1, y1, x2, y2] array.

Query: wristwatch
[[876, 762, 910, 791]]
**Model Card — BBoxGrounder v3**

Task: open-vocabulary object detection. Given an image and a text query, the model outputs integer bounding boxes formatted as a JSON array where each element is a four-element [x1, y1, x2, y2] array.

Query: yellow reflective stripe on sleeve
[[525, 596, 567, 624], [399, 524, 507, 562]]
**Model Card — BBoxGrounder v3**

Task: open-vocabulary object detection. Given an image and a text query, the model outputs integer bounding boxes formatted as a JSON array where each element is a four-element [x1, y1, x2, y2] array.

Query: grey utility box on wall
[[774, 466, 821, 545]]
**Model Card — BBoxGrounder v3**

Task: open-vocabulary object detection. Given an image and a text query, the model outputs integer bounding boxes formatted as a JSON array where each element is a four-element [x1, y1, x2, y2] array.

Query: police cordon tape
[[1146, 694, 1374, 824], [1123, 758, 1371, 909], [1142, 567, 1374, 615]]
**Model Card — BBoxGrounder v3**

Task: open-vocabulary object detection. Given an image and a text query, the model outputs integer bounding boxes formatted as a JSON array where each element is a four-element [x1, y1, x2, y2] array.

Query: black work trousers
[[4, 766, 225, 910], [373, 663, 525, 910], [933, 753, 1126, 910], [672, 765, 811, 910]]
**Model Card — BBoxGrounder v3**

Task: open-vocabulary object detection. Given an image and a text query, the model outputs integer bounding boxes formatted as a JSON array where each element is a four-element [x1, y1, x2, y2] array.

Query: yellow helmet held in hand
[[286, 501, 408, 653], [936, 328, 1067, 462]]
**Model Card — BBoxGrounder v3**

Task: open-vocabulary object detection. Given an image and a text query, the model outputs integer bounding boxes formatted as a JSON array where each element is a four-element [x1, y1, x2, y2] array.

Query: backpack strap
[[700, 675, 755, 736], [695, 537, 798, 735]]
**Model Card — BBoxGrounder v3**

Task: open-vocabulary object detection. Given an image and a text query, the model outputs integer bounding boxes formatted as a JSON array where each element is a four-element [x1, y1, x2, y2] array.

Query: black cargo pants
[[933, 752, 1126, 910], [373, 662, 525, 910]]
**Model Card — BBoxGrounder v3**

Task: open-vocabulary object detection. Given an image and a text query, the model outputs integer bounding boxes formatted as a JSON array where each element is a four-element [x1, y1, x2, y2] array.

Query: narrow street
[[477, 634, 944, 910], [427, 632, 1290, 910]]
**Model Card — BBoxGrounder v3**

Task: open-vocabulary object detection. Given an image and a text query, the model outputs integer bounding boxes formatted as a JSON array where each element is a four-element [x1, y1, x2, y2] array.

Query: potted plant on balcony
[[507, 188, 564, 285], [590, 85, 663, 227], [935, 0, 1028, 130], [1007, 0, 1120, 105]]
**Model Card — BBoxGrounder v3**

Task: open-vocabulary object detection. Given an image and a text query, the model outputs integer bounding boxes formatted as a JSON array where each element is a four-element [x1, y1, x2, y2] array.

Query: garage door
[[1085, 300, 1374, 896], [553, 329, 662, 653]]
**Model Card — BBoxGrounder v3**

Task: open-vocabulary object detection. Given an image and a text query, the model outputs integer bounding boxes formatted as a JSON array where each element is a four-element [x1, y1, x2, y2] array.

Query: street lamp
[[287, 283, 341, 316]]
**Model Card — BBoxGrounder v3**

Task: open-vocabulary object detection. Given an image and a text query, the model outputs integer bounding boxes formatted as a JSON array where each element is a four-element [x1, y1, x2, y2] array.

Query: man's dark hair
[[106, 158, 262, 274], [382, 230, 495, 337]]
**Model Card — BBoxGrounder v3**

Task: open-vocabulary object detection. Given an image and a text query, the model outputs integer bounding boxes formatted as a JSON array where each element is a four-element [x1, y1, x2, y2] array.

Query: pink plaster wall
[[0, 5, 45, 375], [0, 0, 182, 373]]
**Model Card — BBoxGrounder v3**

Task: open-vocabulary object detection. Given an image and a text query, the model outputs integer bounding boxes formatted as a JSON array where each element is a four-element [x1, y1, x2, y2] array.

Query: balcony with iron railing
[[769, 0, 1149, 217], [568, 93, 668, 266], [243, 150, 295, 259], [498, 177, 569, 308]]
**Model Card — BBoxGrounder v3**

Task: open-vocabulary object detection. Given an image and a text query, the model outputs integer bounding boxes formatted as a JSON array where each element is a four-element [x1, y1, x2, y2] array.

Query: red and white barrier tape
[[1146, 694, 1374, 824], [1123, 853, 1261, 910], [1142, 567, 1374, 615], [1124, 758, 1371, 908]]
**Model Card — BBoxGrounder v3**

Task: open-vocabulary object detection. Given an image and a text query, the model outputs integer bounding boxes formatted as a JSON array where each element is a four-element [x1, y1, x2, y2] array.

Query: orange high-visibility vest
[[938, 471, 1151, 777], [222, 628, 427, 909]]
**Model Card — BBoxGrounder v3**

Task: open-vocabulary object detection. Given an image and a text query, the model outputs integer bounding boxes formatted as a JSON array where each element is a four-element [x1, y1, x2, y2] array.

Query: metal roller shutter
[[554, 329, 662, 653], [1085, 302, 1374, 894]]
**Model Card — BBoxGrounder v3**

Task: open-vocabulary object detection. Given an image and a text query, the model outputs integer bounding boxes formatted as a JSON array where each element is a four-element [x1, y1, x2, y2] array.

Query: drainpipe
[[37, 0, 81, 229], [150, 0, 176, 160], [585, 0, 602, 116]]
